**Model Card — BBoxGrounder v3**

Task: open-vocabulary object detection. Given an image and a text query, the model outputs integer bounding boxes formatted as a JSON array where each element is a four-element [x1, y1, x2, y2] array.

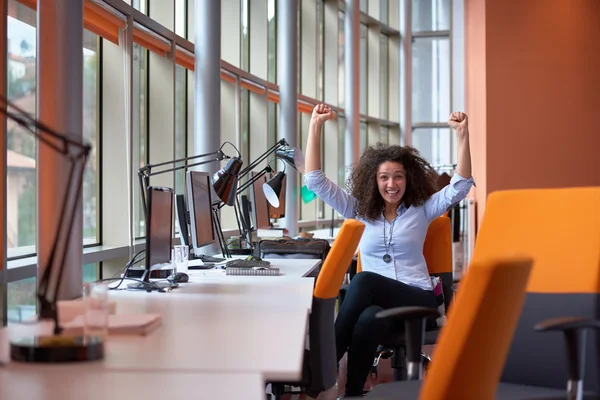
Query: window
[[7, 277, 36, 324], [175, 0, 186, 37], [83, 30, 100, 245], [6, 2, 37, 259], [175, 66, 187, 196], [412, 37, 450, 123], [380, 34, 389, 120], [412, 0, 450, 31], [132, 43, 148, 238], [267, 0, 276, 83], [359, 23, 367, 115], [338, 11, 345, 108]]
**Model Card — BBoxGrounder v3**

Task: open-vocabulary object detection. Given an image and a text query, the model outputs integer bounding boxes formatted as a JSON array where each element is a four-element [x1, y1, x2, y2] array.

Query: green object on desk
[[301, 185, 317, 204]]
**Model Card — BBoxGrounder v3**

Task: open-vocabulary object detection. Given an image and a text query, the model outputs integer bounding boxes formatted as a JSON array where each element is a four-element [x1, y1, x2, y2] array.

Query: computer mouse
[[170, 272, 189, 283]]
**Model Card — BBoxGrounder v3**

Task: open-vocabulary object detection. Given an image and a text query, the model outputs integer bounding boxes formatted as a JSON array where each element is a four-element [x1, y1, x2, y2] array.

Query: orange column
[[466, 0, 600, 228]]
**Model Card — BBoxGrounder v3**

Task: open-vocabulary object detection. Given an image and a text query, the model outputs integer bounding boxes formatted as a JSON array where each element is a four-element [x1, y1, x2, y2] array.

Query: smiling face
[[377, 161, 407, 208]]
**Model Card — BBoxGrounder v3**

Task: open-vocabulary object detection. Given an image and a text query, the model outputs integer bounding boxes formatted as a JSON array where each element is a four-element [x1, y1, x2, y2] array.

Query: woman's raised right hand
[[310, 103, 335, 125]]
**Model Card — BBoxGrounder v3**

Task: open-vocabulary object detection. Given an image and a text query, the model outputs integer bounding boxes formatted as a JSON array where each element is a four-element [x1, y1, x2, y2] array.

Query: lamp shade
[[212, 157, 243, 206], [263, 171, 285, 207], [276, 147, 305, 173]]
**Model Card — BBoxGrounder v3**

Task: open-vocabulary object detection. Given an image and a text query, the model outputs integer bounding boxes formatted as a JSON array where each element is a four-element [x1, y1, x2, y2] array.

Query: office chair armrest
[[375, 307, 441, 380], [534, 316, 600, 396], [376, 306, 441, 321], [534, 316, 600, 332]]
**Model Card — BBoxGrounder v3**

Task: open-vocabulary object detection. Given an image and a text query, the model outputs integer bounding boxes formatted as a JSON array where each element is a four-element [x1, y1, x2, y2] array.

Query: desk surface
[[1, 290, 310, 382], [0, 366, 264, 400]]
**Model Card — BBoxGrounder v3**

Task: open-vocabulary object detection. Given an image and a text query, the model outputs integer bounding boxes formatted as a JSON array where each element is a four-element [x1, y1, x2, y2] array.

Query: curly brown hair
[[346, 144, 439, 221]]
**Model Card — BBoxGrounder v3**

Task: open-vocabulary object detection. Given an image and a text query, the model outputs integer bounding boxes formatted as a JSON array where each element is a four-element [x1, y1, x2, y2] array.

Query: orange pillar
[[465, 0, 600, 227]]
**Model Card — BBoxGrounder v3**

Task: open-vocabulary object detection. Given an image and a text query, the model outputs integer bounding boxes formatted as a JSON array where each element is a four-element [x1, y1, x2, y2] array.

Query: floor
[[276, 354, 395, 400], [276, 344, 436, 400]]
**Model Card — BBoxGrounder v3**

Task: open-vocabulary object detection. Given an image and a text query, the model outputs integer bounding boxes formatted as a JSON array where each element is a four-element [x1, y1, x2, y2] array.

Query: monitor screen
[[146, 186, 173, 270], [240, 194, 254, 232], [186, 171, 216, 254], [268, 173, 286, 219], [175, 193, 189, 246], [251, 172, 271, 230]]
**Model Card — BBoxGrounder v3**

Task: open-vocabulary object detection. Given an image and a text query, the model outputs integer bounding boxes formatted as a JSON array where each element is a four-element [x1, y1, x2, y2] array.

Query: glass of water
[[173, 245, 189, 274], [83, 282, 109, 337]]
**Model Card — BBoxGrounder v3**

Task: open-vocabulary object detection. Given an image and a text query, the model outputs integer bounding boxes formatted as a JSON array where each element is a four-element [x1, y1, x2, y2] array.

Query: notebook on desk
[[61, 313, 162, 336], [226, 266, 281, 276]]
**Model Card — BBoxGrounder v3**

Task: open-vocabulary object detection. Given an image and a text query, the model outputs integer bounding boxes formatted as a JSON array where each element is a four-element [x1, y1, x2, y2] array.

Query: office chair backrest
[[419, 256, 533, 400], [423, 215, 454, 310], [471, 187, 600, 392], [314, 219, 365, 299], [307, 219, 365, 397]]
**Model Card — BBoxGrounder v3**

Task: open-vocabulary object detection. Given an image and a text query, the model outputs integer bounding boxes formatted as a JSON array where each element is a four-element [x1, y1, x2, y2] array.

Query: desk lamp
[[0, 95, 100, 363], [137, 144, 242, 260], [213, 139, 305, 251]]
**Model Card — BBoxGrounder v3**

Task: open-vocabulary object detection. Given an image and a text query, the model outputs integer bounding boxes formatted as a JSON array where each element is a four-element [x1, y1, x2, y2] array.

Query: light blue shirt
[[305, 170, 475, 290]]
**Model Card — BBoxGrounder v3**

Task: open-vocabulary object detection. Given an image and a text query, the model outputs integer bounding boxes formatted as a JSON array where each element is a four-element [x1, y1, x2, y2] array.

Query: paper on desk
[[61, 314, 162, 336]]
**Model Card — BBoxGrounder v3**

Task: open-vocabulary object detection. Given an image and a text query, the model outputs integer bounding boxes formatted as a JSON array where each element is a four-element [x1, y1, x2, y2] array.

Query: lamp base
[[10, 335, 104, 363]]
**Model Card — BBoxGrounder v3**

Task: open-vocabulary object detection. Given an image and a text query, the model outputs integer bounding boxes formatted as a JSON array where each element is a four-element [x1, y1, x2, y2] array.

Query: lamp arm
[[236, 165, 273, 194], [238, 138, 287, 177], [0, 96, 89, 156], [138, 153, 229, 220]]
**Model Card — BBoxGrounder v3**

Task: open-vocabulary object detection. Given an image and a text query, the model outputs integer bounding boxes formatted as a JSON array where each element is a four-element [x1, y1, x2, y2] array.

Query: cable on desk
[[101, 250, 146, 291]]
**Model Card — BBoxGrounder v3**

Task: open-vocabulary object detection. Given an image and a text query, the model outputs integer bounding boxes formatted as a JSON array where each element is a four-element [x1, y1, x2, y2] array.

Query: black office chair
[[339, 216, 454, 381]]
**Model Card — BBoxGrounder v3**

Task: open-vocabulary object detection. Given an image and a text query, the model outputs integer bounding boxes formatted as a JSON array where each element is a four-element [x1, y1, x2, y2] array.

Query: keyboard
[[225, 259, 271, 269]]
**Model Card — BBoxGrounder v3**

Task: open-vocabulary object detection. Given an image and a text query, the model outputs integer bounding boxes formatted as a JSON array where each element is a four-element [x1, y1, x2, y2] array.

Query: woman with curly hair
[[304, 103, 474, 397]]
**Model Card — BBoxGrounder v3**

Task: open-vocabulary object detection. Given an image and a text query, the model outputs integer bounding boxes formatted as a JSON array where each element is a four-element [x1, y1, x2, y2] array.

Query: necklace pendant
[[383, 254, 392, 263]]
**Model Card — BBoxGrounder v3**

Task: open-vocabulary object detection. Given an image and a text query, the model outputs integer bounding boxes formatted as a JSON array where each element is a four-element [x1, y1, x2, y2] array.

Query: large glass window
[[6, 4, 99, 255], [83, 31, 100, 245], [7, 277, 36, 323], [412, 37, 450, 123], [412, 128, 453, 166], [338, 11, 345, 108], [6, 2, 36, 258], [267, 0, 276, 83], [174, 66, 187, 196], [132, 44, 148, 238], [359, 23, 367, 115], [175, 0, 186, 37], [412, 0, 450, 32], [380, 34, 389, 120]]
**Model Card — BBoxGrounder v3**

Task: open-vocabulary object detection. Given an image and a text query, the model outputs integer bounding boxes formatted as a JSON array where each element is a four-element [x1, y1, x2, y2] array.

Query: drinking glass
[[83, 282, 109, 337], [173, 245, 189, 274]]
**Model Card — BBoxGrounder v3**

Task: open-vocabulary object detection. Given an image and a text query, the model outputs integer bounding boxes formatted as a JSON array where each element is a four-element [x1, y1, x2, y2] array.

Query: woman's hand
[[311, 103, 335, 125], [448, 112, 468, 137]]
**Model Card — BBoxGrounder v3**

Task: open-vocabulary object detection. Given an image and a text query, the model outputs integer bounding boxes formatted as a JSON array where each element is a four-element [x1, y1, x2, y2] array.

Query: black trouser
[[336, 271, 438, 396]]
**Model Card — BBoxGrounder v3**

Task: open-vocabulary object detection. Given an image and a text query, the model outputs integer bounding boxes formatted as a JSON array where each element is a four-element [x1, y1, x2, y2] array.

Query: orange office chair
[[363, 187, 600, 399], [269, 219, 366, 400], [350, 256, 533, 400]]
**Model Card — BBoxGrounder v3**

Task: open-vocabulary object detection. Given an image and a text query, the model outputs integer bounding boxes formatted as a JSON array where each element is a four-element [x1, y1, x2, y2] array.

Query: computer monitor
[[268, 173, 286, 219], [128, 186, 174, 291], [251, 172, 271, 230], [186, 171, 216, 257], [240, 194, 254, 232], [175, 193, 190, 246]]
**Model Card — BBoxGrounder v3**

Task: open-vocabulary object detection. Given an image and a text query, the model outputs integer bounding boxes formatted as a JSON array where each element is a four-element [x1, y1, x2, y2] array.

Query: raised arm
[[304, 104, 357, 219], [424, 112, 475, 221], [305, 104, 334, 172], [449, 112, 472, 179]]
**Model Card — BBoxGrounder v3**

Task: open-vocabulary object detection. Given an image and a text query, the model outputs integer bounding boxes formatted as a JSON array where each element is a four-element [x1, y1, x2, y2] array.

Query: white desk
[[0, 366, 264, 400], [177, 273, 316, 311], [1, 291, 310, 382]]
